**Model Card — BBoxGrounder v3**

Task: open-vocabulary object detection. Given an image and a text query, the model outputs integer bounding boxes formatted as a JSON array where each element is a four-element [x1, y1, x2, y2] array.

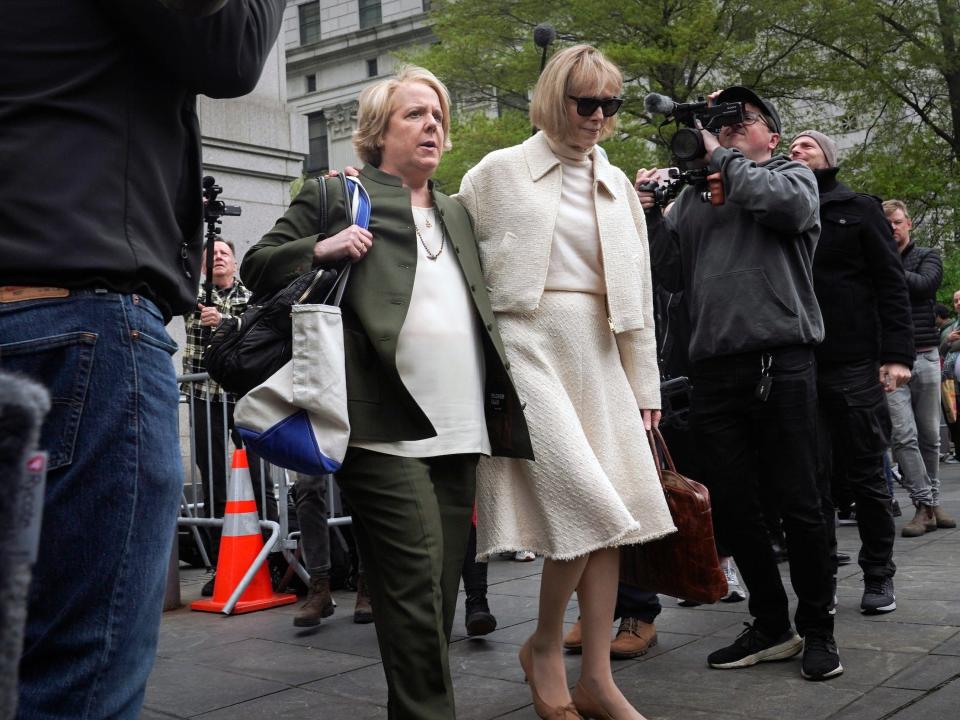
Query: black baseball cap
[[715, 86, 782, 135]]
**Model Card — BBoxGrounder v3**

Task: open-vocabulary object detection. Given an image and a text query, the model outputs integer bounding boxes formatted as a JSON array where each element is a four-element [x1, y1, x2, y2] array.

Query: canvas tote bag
[[234, 176, 371, 474]]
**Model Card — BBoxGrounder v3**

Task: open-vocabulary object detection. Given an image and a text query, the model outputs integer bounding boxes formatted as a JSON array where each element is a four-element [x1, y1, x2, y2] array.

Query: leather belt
[[0, 286, 70, 303]]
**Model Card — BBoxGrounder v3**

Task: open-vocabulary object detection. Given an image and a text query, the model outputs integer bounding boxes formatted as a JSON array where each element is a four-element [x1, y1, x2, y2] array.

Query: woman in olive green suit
[[240, 66, 532, 720]]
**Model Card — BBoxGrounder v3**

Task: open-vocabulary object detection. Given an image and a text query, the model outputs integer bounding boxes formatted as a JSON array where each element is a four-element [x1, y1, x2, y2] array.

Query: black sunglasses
[[568, 95, 624, 117]]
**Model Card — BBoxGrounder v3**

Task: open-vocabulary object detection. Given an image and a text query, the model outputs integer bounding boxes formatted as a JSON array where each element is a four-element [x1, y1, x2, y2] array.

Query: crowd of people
[[1, 2, 955, 720]]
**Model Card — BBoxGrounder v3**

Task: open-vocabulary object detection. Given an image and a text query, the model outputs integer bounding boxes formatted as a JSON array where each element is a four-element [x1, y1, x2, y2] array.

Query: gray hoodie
[[650, 147, 824, 363]]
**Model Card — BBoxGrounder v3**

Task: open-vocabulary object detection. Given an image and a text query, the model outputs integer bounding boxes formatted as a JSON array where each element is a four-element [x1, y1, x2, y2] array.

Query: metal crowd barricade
[[176, 371, 352, 614]]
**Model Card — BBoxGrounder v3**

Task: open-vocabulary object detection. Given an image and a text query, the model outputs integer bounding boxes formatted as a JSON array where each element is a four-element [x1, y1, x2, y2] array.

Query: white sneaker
[[721, 558, 746, 603], [514, 550, 536, 562]]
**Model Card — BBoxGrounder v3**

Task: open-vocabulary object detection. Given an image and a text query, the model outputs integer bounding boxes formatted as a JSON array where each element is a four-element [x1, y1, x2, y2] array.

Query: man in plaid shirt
[[183, 237, 276, 594]]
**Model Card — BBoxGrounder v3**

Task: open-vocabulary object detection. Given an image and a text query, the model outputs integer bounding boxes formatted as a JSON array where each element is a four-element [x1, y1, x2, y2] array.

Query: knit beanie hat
[[791, 129, 838, 168]]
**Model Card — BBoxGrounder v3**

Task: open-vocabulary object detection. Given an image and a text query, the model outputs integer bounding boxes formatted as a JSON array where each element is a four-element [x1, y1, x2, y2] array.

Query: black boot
[[200, 572, 216, 597], [465, 594, 497, 636], [293, 576, 334, 627]]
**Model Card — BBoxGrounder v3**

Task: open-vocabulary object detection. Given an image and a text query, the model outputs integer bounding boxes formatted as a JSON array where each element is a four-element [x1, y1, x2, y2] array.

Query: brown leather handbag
[[620, 428, 728, 604]]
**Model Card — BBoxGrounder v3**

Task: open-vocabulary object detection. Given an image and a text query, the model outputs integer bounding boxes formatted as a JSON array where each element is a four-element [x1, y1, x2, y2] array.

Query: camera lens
[[670, 128, 705, 161]]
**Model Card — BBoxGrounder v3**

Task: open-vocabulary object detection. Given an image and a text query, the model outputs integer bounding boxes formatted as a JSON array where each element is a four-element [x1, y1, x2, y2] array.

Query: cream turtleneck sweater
[[543, 135, 606, 295]]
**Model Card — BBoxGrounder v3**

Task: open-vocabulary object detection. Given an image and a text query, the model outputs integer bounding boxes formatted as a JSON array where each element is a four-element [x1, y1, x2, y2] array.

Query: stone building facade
[[284, 0, 433, 174]]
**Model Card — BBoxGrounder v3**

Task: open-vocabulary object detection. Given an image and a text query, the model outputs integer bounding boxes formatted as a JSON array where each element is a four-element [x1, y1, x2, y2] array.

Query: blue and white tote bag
[[234, 176, 371, 474]]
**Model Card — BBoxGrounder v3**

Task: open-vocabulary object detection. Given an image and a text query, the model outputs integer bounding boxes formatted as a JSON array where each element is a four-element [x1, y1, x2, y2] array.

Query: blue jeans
[[887, 349, 941, 506], [0, 290, 183, 719]]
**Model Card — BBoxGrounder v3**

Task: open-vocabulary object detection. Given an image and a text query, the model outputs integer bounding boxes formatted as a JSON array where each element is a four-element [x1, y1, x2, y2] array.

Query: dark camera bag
[[204, 175, 348, 397]]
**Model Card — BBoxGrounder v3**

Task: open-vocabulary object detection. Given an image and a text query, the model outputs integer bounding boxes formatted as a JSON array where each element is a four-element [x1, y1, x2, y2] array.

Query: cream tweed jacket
[[458, 131, 661, 410]]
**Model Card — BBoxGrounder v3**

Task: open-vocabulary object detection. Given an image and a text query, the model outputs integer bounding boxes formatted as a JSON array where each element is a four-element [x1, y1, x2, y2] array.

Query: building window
[[838, 113, 859, 133], [359, 0, 381, 30], [305, 113, 328, 175], [366, 58, 378, 78], [306, 74, 317, 93], [299, 2, 321, 46]]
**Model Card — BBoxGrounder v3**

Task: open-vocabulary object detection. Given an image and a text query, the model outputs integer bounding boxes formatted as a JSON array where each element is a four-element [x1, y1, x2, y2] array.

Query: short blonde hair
[[353, 65, 452, 166], [529, 45, 623, 143], [882, 199, 910, 218]]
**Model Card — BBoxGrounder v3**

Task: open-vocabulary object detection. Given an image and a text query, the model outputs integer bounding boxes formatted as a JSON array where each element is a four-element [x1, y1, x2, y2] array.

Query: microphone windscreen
[[644, 92, 676, 115], [202, 175, 215, 189], [0, 374, 50, 466], [533, 23, 557, 49]]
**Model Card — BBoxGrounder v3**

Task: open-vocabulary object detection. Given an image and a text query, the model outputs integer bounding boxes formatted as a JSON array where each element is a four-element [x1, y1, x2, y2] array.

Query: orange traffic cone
[[191, 449, 297, 614]]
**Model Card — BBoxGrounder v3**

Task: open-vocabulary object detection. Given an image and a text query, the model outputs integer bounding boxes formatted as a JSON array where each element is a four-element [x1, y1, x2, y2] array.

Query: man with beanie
[[881, 199, 956, 535], [641, 87, 841, 680], [790, 130, 914, 615]]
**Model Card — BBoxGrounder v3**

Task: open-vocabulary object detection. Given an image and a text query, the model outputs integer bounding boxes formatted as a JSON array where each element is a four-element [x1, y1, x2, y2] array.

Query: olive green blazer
[[240, 164, 534, 459]]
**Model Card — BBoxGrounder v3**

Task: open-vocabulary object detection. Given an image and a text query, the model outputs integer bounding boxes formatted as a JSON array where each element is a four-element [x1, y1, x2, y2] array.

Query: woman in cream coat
[[458, 46, 674, 720]]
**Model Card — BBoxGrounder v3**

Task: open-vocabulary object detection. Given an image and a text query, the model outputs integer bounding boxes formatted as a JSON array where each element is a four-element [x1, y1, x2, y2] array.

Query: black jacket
[[900, 242, 943, 351], [0, 0, 285, 321], [811, 168, 914, 368]]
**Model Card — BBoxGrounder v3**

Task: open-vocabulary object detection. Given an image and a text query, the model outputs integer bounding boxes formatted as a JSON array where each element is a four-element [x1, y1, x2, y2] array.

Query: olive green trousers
[[337, 447, 478, 720]]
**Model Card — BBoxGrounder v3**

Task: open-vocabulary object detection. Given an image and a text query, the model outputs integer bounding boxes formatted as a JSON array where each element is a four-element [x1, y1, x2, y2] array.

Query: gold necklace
[[415, 224, 444, 260], [416, 208, 433, 228]]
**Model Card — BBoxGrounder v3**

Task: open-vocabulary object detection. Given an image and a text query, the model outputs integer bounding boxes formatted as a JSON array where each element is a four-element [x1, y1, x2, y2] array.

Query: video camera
[[641, 93, 747, 207], [202, 175, 241, 226], [200, 175, 241, 308]]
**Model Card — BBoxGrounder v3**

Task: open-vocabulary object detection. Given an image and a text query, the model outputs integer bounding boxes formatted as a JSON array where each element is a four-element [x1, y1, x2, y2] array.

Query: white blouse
[[353, 206, 491, 458], [544, 136, 606, 295]]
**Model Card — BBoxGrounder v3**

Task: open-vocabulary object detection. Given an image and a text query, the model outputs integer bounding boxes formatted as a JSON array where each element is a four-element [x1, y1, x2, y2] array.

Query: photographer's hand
[[197, 303, 221, 327], [326, 167, 361, 178], [635, 168, 660, 210]]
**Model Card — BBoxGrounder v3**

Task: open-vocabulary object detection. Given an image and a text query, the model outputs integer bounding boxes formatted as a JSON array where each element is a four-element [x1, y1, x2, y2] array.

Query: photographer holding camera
[[640, 87, 841, 681], [182, 236, 279, 597]]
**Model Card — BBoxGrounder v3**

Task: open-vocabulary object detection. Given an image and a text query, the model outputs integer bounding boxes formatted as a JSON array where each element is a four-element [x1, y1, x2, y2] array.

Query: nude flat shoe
[[519, 639, 583, 719]]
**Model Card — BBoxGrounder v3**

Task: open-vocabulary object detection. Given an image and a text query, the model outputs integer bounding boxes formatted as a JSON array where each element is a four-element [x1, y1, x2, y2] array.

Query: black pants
[[293, 473, 366, 579], [190, 395, 277, 559], [461, 523, 488, 597], [690, 346, 833, 637], [293, 473, 332, 576], [946, 415, 960, 458], [817, 360, 896, 579]]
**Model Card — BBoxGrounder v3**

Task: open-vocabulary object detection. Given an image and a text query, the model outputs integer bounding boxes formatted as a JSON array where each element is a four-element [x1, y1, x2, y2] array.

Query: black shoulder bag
[[204, 175, 351, 397]]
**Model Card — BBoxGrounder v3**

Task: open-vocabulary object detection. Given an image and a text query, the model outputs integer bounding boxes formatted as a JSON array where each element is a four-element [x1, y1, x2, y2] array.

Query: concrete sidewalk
[[146, 467, 960, 719]]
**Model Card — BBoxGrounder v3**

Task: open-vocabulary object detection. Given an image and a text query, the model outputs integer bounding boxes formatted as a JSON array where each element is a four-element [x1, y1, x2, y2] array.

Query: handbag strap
[[291, 177, 331, 305], [318, 175, 372, 308], [646, 427, 678, 482], [317, 175, 328, 238]]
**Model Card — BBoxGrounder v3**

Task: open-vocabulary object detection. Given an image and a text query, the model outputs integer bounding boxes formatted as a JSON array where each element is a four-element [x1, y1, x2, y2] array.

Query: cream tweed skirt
[[477, 291, 676, 561]]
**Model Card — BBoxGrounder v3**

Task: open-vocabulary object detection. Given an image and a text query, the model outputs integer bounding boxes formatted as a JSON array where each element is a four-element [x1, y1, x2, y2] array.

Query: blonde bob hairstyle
[[352, 65, 453, 166], [529, 45, 623, 143]]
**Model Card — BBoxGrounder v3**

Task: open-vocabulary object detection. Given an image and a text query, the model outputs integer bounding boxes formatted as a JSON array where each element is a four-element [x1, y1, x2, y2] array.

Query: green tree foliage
[[406, 0, 960, 296], [772, 0, 960, 243], [405, 0, 792, 186], [431, 111, 529, 194], [769, 0, 960, 298]]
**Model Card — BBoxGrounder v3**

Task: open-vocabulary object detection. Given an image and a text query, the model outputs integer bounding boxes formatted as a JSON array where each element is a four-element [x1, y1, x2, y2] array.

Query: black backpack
[[203, 267, 341, 396], [204, 175, 349, 397]]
